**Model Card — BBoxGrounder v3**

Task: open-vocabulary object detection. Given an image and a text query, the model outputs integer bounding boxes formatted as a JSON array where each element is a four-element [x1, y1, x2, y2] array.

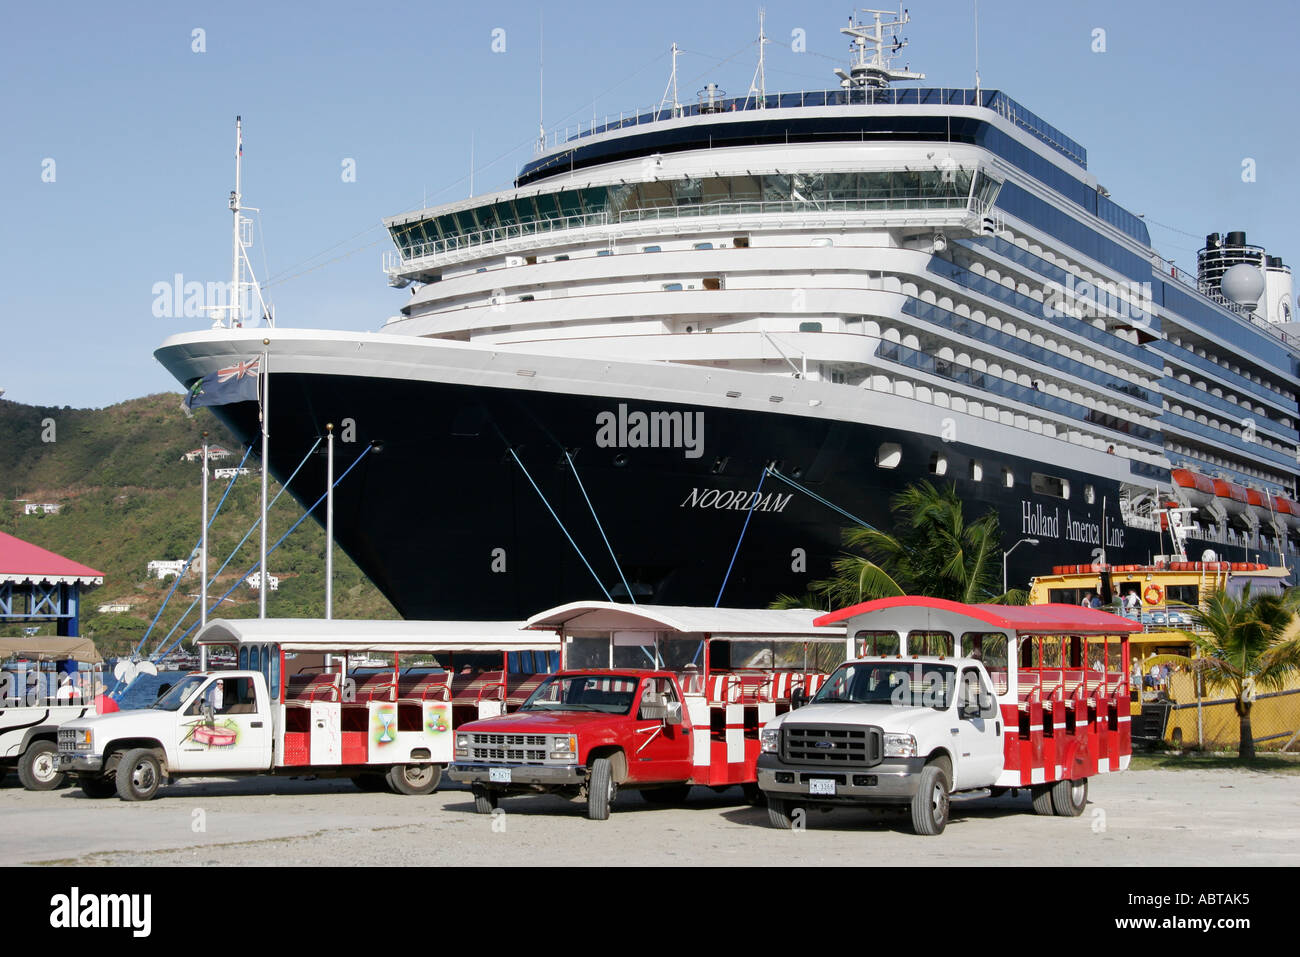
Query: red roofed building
[[0, 531, 103, 637]]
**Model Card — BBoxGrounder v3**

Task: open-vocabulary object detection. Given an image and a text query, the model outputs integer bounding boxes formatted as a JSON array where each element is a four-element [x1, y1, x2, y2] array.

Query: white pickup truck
[[57, 669, 439, 800], [757, 656, 1005, 835]]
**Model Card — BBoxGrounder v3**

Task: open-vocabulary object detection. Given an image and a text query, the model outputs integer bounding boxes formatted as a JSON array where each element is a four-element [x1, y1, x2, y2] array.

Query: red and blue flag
[[185, 357, 260, 408]]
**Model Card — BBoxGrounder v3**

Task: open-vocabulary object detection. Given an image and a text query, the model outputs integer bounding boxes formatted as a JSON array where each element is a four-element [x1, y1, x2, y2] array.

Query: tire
[[386, 763, 441, 796], [910, 762, 950, 836], [17, 740, 64, 791], [640, 784, 691, 805], [471, 784, 499, 814], [115, 748, 163, 801], [767, 797, 796, 830], [586, 756, 617, 820], [1031, 784, 1055, 816], [79, 776, 118, 799], [1050, 777, 1088, 817], [741, 783, 766, 806], [351, 773, 388, 792]]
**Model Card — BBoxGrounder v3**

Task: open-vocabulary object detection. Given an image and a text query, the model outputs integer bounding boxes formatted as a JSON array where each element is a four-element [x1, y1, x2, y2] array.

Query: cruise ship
[[155, 11, 1300, 618]]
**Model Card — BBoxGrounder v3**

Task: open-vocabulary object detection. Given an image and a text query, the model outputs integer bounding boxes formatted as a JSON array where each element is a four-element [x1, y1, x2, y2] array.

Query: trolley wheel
[[586, 756, 616, 820], [471, 784, 499, 814], [386, 763, 441, 796], [1051, 777, 1088, 817], [766, 797, 797, 830], [910, 761, 950, 836], [17, 740, 64, 791], [1031, 784, 1055, 816]]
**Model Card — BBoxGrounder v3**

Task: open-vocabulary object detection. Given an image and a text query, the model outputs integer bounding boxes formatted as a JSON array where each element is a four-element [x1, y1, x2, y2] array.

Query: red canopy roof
[[814, 596, 1141, 635], [0, 531, 104, 587]]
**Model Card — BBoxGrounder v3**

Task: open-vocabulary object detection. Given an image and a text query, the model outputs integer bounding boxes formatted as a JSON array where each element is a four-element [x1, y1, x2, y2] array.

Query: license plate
[[489, 767, 512, 784], [809, 778, 836, 796]]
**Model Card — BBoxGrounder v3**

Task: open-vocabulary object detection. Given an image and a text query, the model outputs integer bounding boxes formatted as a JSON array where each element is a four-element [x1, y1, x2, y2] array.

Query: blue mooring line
[[566, 451, 635, 604], [715, 466, 768, 607], [510, 448, 612, 602], [135, 444, 375, 678]]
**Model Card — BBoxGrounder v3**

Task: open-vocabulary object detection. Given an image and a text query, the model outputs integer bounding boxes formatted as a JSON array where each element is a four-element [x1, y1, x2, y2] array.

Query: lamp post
[[1002, 537, 1040, 594]]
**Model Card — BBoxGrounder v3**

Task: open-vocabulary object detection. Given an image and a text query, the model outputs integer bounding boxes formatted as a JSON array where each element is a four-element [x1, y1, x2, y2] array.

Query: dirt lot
[[2, 765, 1297, 867]]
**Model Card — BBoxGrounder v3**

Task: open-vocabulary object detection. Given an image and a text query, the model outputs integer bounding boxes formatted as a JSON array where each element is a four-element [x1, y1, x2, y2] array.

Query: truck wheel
[[79, 776, 118, 799], [767, 797, 796, 830], [471, 785, 499, 814], [586, 756, 617, 820], [641, 784, 691, 805], [1030, 784, 1055, 816], [115, 748, 163, 801], [910, 762, 950, 836], [1050, 777, 1088, 817], [17, 740, 65, 791], [386, 763, 441, 796]]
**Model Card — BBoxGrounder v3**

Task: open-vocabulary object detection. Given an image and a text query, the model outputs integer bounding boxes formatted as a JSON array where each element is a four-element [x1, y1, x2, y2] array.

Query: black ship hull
[[198, 368, 1233, 619]]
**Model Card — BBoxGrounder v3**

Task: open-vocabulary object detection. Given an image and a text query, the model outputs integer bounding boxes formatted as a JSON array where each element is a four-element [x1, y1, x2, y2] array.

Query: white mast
[[659, 43, 682, 117], [217, 116, 274, 330], [748, 9, 769, 107], [974, 0, 981, 93], [834, 6, 925, 91], [259, 342, 270, 618]]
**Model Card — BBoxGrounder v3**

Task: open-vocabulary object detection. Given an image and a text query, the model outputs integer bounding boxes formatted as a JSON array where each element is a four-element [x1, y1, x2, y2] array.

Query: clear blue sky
[[3, 0, 1297, 408]]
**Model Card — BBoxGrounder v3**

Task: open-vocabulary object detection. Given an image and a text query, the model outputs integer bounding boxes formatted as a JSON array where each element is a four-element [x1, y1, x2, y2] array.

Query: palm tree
[[1151, 584, 1300, 760], [774, 480, 1020, 609]]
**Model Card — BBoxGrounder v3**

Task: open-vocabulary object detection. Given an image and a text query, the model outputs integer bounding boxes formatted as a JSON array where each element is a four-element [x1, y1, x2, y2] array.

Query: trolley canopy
[[815, 597, 1142, 637], [0, 530, 104, 586], [194, 618, 558, 653], [0, 636, 103, 663], [524, 602, 843, 639]]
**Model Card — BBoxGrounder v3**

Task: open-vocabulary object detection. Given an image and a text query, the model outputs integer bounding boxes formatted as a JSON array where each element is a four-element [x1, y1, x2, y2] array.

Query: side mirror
[[202, 701, 215, 725], [790, 690, 810, 710], [665, 701, 683, 726], [960, 703, 981, 720]]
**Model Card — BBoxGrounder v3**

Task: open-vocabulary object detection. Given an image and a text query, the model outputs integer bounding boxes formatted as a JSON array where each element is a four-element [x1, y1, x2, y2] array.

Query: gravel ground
[[2, 767, 1296, 867]]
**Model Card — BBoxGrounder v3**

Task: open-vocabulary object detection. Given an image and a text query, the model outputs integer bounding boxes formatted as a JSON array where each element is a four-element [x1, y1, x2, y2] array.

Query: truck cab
[[757, 597, 1138, 835], [1, 637, 105, 791]]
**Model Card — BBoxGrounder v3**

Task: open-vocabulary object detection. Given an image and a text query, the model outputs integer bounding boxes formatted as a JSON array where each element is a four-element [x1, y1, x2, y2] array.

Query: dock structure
[[0, 531, 103, 637]]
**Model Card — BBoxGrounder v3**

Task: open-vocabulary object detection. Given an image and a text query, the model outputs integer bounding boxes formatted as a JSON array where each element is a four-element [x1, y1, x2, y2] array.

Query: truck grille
[[58, 729, 76, 753], [466, 733, 548, 765], [782, 724, 881, 767]]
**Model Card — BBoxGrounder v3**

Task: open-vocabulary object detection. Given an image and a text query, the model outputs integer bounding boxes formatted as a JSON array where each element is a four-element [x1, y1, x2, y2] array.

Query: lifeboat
[[1275, 495, 1300, 532], [1171, 468, 1215, 509], [1245, 488, 1270, 526], [1212, 478, 1250, 519]]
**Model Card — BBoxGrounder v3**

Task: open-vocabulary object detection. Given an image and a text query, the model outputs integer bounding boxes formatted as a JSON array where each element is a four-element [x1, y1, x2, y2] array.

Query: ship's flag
[[185, 357, 260, 408]]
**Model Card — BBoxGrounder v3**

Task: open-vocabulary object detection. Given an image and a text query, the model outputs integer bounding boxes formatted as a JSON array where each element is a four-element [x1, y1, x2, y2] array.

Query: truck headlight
[[455, 733, 469, 756], [760, 728, 780, 754], [883, 733, 916, 758], [549, 734, 576, 761], [74, 729, 93, 752]]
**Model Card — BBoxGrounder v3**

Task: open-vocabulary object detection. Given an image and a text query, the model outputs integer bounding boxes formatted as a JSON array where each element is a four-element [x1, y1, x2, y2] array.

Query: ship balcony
[[383, 198, 990, 281]]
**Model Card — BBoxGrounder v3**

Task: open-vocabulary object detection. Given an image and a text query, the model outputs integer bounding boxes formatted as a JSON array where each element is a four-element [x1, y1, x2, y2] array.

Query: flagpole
[[259, 344, 269, 618], [199, 430, 210, 669], [325, 423, 334, 620]]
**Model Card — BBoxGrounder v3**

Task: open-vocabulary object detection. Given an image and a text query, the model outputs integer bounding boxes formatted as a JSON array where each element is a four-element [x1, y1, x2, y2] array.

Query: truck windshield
[[154, 675, 207, 711], [520, 674, 639, 714], [814, 662, 958, 710]]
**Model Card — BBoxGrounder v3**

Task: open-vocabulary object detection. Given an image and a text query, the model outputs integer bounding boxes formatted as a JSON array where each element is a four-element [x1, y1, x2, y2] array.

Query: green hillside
[[0, 394, 398, 656]]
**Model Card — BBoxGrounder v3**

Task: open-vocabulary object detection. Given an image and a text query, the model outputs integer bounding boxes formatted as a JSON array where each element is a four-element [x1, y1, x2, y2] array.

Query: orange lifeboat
[[1171, 468, 1215, 509], [1212, 478, 1249, 519]]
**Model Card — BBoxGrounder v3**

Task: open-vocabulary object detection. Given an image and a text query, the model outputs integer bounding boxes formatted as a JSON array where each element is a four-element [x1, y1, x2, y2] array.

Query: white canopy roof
[[194, 618, 557, 653], [523, 602, 844, 639]]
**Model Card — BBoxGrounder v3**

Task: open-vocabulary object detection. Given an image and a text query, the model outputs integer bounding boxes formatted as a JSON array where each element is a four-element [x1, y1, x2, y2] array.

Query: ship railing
[[534, 87, 1086, 169], [385, 198, 975, 274], [1149, 250, 1291, 346]]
